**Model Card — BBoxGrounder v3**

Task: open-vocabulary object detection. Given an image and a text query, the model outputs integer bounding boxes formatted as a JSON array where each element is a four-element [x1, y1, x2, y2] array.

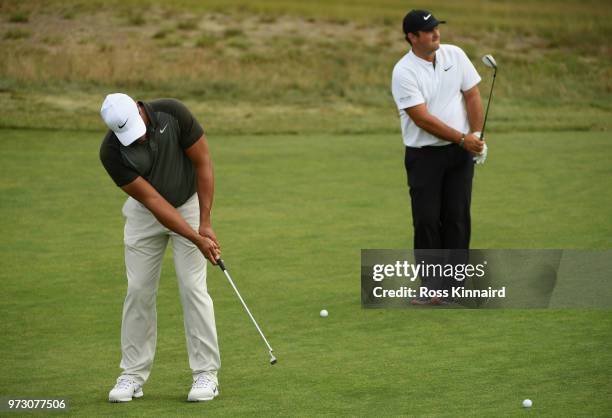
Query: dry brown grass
[[0, 1, 610, 134], [0, 9, 403, 88]]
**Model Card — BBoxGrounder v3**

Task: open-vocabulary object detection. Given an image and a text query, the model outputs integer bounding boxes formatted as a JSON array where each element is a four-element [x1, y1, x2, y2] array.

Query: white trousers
[[119, 193, 220, 385]]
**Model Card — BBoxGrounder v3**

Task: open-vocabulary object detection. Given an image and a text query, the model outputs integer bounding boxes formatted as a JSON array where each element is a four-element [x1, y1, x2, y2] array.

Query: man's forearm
[[415, 114, 464, 144], [405, 97, 484, 153], [465, 95, 484, 133], [142, 195, 200, 243], [122, 177, 200, 243]]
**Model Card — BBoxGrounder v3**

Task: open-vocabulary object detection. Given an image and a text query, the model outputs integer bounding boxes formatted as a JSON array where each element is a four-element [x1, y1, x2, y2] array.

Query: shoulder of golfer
[[392, 44, 480, 99], [149, 98, 204, 147], [100, 98, 205, 189]]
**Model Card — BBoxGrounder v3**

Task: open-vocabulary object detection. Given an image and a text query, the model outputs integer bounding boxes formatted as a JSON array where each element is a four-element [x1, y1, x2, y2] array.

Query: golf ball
[[319, 309, 328, 318], [522, 399, 532, 408]]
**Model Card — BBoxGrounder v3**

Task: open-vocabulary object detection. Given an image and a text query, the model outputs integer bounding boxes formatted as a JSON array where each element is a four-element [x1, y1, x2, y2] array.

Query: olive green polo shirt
[[100, 98, 204, 207]]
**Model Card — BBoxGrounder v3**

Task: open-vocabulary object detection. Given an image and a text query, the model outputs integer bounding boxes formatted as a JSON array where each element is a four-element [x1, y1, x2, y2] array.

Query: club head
[[269, 353, 277, 365], [482, 54, 497, 69]]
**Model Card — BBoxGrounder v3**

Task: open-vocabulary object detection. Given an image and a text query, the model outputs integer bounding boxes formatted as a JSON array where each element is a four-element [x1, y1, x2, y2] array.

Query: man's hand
[[462, 132, 484, 155], [471, 131, 488, 164], [195, 235, 221, 264], [199, 223, 221, 263], [199, 223, 220, 249], [473, 142, 488, 164]]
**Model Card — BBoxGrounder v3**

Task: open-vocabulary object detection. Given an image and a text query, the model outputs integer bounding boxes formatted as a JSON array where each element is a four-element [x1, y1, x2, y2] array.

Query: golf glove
[[472, 131, 487, 164]]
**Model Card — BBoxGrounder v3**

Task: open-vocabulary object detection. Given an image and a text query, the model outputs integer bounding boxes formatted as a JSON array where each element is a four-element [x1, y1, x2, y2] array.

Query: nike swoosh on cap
[[424, 14, 431, 20], [118, 119, 128, 129], [160, 123, 168, 134]]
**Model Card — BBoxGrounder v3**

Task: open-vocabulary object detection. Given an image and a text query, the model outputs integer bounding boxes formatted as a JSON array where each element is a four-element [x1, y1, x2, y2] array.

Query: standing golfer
[[391, 10, 485, 303], [99, 93, 221, 402]]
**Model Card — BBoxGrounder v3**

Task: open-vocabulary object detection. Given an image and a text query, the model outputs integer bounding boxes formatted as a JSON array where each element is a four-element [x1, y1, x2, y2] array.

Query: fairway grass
[[1, 129, 611, 416]]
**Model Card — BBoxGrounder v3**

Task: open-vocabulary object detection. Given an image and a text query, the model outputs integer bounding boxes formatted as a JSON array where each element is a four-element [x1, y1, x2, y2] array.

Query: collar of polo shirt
[[408, 49, 440, 68]]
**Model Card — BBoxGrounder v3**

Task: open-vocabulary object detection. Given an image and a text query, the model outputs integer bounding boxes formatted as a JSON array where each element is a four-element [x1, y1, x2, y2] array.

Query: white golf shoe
[[187, 373, 219, 402], [108, 376, 143, 402]]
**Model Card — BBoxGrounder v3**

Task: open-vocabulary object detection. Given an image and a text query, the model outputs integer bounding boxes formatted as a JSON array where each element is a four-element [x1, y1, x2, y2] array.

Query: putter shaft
[[216, 259, 276, 363]]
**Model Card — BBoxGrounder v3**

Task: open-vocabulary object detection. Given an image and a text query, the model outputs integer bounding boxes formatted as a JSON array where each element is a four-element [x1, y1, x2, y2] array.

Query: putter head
[[269, 352, 277, 365], [482, 54, 497, 69]]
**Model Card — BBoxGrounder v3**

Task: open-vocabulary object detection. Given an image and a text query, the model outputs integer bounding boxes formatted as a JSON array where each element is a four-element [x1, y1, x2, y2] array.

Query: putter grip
[[216, 258, 226, 271]]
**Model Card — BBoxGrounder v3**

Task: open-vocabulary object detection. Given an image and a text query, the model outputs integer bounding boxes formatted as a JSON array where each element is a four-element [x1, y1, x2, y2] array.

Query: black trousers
[[405, 144, 474, 292]]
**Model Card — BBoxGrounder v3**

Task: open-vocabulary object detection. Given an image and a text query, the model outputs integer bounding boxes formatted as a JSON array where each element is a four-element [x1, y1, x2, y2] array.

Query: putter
[[216, 258, 277, 365], [480, 54, 498, 141]]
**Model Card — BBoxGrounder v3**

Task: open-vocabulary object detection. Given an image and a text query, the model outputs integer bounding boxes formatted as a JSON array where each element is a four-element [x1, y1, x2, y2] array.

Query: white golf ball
[[319, 309, 328, 318], [522, 399, 532, 408]]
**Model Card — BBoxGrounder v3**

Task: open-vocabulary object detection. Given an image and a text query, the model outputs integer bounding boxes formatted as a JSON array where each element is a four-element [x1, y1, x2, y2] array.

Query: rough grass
[[0, 0, 610, 134], [0, 129, 611, 416]]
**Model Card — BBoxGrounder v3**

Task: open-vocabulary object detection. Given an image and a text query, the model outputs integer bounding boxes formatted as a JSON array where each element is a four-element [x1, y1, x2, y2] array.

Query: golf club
[[216, 258, 277, 365], [480, 54, 498, 141]]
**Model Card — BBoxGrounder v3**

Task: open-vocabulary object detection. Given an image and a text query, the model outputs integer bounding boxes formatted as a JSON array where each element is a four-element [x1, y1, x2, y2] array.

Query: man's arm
[[184, 135, 219, 248], [462, 85, 484, 134], [405, 104, 483, 154], [121, 177, 220, 263]]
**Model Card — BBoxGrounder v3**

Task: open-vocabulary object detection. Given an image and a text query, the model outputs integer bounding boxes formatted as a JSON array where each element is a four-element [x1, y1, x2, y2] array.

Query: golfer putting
[[99, 93, 222, 402]]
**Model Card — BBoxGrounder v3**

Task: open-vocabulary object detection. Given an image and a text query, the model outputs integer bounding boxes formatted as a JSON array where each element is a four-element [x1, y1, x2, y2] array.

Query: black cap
[[402, 9, 446, 34]]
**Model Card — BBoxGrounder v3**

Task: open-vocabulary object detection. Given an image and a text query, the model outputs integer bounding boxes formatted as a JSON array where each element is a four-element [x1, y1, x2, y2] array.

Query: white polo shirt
[[391, 44, 481, 147]]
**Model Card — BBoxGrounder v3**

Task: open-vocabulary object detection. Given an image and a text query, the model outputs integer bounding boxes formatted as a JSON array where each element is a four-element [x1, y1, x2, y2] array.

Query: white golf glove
[[472, 131, 488, 164]]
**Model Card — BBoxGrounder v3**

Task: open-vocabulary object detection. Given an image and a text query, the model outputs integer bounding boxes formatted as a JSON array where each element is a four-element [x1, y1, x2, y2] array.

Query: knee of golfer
[[414, 215, 441, 232], [441, 218, 469, 230], [177, 273, 208, 296], [441, 211, 470, 224], [126, 280, 158, 302]]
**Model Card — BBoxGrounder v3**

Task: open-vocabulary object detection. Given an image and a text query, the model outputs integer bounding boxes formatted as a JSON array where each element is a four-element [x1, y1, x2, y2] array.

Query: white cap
[[100, 93, 146, 146]]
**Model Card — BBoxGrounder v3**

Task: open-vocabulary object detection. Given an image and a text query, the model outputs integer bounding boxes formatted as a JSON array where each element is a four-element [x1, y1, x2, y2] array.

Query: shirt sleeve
[[154, 99, 204, 149], [458, 48, 482, 92], [391, 66, 425, 110], [99, 133, 140, 187]]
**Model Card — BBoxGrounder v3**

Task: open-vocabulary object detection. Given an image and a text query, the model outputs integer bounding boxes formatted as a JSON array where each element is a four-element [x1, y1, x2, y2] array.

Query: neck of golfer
[[413, 47, 436, 63]]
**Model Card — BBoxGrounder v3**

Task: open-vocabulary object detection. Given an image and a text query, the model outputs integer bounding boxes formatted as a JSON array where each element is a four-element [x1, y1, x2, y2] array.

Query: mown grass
[[0, 0, 610, 134], [0, 129, 610, 416], [0, 2, 611, 415]]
